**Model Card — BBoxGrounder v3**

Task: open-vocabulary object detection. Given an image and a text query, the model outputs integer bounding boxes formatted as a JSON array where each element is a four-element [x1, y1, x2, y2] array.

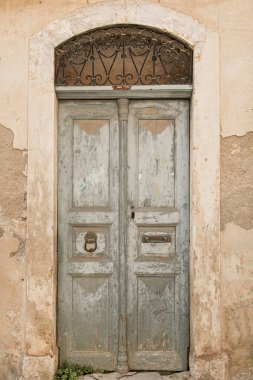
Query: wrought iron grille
[[55, 25, 193, 86]]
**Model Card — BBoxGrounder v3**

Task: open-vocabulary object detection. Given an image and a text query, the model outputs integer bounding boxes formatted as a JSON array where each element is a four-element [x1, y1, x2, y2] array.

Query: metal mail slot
[[142, 234, 171, 243]]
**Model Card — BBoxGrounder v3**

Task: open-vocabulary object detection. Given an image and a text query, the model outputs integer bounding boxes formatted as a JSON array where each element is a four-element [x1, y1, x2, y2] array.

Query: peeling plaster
[[10, 231, 26, 257], [0, 227, 4, 238], [0, 227, 26, 379], [0, 123, 27, 379], [0, 124, 27, 220]]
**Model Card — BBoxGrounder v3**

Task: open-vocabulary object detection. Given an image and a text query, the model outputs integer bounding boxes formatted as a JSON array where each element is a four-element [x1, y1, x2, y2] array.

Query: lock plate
[[142, 234, 171, 243]]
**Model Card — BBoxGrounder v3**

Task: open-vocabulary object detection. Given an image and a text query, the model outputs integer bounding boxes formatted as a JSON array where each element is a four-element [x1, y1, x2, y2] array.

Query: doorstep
[[78, 371, 191, 380]]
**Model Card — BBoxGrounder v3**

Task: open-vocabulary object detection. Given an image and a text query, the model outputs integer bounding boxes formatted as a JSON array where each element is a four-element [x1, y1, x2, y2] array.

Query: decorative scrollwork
[[55, 25, 193, 86]]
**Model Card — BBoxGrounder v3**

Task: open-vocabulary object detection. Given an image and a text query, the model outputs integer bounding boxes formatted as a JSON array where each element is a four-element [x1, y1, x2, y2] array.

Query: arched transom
[[55, 24, 193, 86]]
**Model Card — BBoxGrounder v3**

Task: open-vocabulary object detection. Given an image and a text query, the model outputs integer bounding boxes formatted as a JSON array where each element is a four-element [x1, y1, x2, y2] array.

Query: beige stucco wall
[[0, 1, 252, 379]]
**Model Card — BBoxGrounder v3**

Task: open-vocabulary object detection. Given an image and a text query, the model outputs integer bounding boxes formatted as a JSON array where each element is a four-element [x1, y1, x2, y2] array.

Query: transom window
[[55, 24, 193, 86]]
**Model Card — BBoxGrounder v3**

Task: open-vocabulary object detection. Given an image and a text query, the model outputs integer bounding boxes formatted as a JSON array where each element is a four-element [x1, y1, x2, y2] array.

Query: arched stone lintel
[[25, 1, 224, 379]]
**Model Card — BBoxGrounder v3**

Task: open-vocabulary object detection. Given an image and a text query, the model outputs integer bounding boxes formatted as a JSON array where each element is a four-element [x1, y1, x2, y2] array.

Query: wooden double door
[[58, 98, 189, 372]]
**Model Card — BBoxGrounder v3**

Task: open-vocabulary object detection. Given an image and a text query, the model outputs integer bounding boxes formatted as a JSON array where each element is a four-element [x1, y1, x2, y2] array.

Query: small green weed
[[54, 360, 103, 380]]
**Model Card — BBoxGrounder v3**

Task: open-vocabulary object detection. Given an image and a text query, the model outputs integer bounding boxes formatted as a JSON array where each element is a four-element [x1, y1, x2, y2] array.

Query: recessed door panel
[[138, 119, 175, 207], [73, 119, 110, 207], [137, 276, 175, 351], [137, 226, 176, 259], [72, 276, 109, 351]]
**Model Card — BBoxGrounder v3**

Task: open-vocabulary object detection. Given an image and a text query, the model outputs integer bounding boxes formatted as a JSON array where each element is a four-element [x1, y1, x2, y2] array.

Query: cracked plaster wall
[[0, 1, 253, 379]]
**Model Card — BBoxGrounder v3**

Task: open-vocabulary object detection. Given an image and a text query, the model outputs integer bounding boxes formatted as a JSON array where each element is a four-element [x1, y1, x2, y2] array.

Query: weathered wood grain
[[58, 98, 189, 372], [127, 100, 189, 371], [58, 100, 119, 370]]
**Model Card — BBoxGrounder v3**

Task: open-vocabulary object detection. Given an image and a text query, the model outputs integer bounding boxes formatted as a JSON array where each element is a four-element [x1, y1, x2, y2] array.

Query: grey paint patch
[[221, 132, 253, 230], [0, 227, 4, 238]]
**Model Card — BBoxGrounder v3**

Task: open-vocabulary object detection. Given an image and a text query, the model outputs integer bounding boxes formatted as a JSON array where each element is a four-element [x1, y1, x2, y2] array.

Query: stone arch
[[24, 2, 224, 379]]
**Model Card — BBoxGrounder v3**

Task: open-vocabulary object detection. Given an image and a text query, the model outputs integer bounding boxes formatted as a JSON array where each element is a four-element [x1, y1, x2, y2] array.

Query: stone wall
[[0, 1, 252, 379], [0, 124, 27, 379]]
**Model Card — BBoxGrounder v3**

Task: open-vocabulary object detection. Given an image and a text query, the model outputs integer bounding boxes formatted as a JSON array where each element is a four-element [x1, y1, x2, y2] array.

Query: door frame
[[25, 2, 224, 379], [55, 85, 192, 100]]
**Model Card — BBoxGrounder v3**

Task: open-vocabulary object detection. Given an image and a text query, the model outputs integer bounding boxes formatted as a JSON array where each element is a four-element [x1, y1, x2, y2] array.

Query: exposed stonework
[[0, 124, 27, 220], [163, 371, 191, 379], [221, 132, 253, 230], [22, 355, 57, 380], [221, 223, 253, 380], [190, 353, 229, 380], [79, 371, 191, 380], [0, 124, 27, 379]]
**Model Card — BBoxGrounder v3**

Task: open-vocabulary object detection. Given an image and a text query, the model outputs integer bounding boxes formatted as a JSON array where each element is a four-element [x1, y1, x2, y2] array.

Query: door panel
[[58, 100, 119, 370], [72, 276, 110, 351], [137, 276, 175, 351], [127, 100, 189, 371], [138, 118, 175, 207], [73, 119, 110, 207]]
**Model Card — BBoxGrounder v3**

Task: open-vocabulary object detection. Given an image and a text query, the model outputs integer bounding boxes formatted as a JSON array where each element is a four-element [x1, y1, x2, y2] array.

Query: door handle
[[84, 231, 97, 253], [142, 234, 171, 243]]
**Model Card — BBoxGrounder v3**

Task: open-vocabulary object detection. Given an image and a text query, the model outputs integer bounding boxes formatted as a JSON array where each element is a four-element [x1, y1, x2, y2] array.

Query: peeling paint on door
[[57, 99, 189, 372]]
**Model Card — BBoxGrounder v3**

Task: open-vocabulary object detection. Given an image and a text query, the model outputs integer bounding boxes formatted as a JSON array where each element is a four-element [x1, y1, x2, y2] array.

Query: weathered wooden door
[[58, 98, 189, 372], [127, 100, 189, 371]]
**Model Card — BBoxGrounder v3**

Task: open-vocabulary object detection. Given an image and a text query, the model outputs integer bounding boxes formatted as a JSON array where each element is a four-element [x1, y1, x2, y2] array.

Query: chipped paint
[[76, 119, 106, 135], [140, 119, 173, 134]]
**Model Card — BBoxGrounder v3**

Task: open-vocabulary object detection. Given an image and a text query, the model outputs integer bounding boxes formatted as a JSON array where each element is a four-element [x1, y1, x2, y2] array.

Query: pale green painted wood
[[116, 99, 130, 373], [58, 98, 189, 372], [127, 100, 189, 371], [58, 100, 120, 370], [56, 85, 192, 100]]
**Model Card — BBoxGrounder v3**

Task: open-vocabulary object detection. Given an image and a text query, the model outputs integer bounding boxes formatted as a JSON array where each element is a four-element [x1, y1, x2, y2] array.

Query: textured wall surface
[[0, 124, 27, 379], [220, 133, 253, 380], [0, 1, 252, 379], [221, 133, 253, 231]]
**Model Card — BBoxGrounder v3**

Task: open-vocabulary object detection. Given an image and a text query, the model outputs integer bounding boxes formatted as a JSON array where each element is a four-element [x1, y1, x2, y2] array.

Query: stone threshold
[[78, 371, 190, 380]]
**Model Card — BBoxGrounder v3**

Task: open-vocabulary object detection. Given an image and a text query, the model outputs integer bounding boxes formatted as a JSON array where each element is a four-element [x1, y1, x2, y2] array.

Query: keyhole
[[131, 205, 135, 220]]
